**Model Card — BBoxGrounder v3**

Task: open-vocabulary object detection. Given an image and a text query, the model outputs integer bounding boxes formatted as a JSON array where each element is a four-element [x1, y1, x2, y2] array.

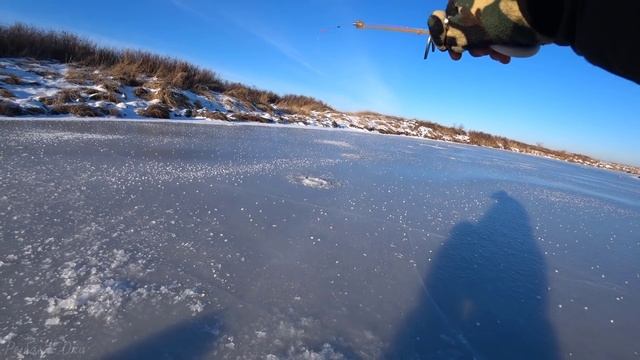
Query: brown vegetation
[[0, 74, 23, 85], [98, 80, 122, 94], [0, 23, 331, 115], [88, 91, 119, 103], [468, 131, 502, 148], [416, 120, 466, 137], [223, 84, 278, 110], [200, 110, 228, 121], [3, 24, 628, 172], [276, 95, 331, 114], [50, 104, 105, 117], [0, 24, 223, 91], [232, 113, 274, 123], [466, 130, 598, 162], [57, 88, 84, 103], [0, 100, 23, 116], [154, 87, 191, 108], [134, 87, 152, 100], [0, 87, 15, 98], [64, 68, 95, 85], [39, 88, 84, 106], [110, 67, 143, 87], [138, 104, 171, 119]]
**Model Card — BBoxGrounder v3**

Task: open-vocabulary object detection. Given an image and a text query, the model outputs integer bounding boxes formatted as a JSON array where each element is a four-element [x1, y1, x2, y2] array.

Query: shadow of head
[[103, 312, 221, 360], [387, 191, 559, 360]]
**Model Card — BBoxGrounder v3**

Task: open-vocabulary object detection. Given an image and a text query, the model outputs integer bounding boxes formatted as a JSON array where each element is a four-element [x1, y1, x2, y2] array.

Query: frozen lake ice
[[0, 120, 639, 359]]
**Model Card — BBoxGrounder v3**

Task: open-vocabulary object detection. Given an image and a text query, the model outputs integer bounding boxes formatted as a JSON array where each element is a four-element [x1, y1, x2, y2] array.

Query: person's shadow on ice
[[387, 191, 559, 360]]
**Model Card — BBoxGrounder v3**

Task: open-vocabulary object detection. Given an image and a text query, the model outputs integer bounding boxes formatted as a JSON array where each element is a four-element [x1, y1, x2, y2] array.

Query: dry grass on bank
[[137, 104, 171, 119], [0, 23, 331, 113]]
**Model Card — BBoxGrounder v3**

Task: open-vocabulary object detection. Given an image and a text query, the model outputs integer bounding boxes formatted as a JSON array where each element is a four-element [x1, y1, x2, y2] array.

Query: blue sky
[[2, 0, 639, 165]]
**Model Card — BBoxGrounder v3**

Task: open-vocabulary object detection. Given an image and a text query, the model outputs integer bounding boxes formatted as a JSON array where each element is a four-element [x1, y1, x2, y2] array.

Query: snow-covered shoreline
[[1, 57, 638, 176]]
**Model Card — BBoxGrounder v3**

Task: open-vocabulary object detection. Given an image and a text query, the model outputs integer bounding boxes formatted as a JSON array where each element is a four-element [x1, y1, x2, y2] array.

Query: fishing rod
[[353, 20, 430, 36], [353, 19, 540, 59], [353, 20, 435, 59]]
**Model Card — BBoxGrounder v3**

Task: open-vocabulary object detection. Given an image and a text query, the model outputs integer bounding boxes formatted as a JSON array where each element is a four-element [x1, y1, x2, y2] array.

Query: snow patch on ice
[[315, 140, 352, 148], [46, 279, 133, 321], [13, 131, 125, 143], [0, 332, 16, 344], [39, 245, 207, 325], [287, 343, 346, 360], [177, 289, 205, 314], [290, 175, 336, 189], [341, 153, 361, 160], [44, 317, 61, 326]]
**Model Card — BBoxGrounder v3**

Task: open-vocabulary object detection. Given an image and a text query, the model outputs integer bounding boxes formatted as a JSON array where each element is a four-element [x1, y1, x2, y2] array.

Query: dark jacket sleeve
[[518, 0, 640, 84]]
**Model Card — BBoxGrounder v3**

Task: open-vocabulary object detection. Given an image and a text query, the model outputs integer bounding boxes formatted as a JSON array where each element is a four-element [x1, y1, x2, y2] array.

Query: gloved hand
[[427, 0, 548, 64]]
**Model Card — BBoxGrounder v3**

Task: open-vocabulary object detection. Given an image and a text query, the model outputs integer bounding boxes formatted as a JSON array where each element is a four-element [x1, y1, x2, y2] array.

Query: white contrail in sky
[[170, 0, 323, 76], [169, 0, 397, 114]]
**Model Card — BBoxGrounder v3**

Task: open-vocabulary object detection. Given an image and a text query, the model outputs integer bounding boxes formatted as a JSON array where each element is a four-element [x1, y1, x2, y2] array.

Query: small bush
[[154, 87, 191, 108], [51, 104, 104, 117], [123, 77, 144, 87], [224, 84, 280, 110], [98, 80, 121, 94], [64, 68, 95, 85], [89, 91, 119, 103], [0, 100, 23, 116], [58, 88, 84, 103], [276, 95, 331, 114], [232, 113, 274, 123], [138, 104, 170, 119], [111, 69, 143, 87], [70, 104, 104, 117], [133, 87, 152, 100], [192, 84, 211, 96], [255, 103, 273, 113], [200, 110, 228, 121], [40, 88, 84, 106], [468, 131, 500, 148]]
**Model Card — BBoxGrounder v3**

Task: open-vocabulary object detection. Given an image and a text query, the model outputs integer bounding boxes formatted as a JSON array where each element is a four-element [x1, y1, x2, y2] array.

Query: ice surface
[[0, 119, 639, 359]]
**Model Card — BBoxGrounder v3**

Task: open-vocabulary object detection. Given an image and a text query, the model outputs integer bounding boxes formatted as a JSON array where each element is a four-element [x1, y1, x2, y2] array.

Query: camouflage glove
[[428, 0, 548, 59]]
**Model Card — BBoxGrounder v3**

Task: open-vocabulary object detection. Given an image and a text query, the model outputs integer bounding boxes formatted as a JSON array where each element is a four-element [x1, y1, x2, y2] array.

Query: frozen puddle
[[1, 120, 639, 359]]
